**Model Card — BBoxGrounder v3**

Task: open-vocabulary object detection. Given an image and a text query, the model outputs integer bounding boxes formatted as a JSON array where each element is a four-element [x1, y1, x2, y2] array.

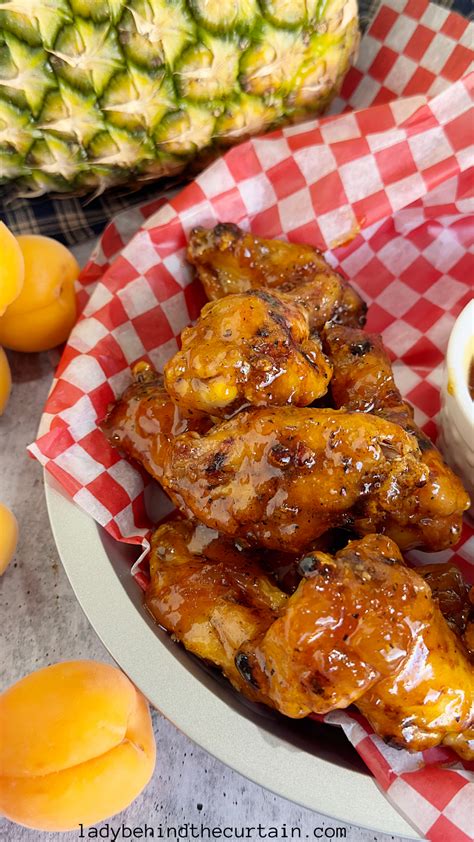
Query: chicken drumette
[[100, 361, 211, 497], [145, 518, 286, 704], [161, 406, 427, 553], [324, 325, 470, 549], [188, 223, 367, 331], [145, 521, 474, 758], [164, 288, 332, 418]]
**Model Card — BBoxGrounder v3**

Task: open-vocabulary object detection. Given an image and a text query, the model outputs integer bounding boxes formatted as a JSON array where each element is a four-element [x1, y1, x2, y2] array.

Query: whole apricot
[[0, 661, 156, 831], [0, 222, 24, 316], [0, 503, 18, 575], [0, 235, 78, 352], [0, 347, 11, 415]]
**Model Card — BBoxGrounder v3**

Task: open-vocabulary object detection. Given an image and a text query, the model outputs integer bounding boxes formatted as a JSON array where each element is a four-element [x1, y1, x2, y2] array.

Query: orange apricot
[[0, 661, 156, 831], [0, 235, 78, 352], [0, 347, 11, 415], [0, 503, 18, 575], [0, 222, 24, 316]]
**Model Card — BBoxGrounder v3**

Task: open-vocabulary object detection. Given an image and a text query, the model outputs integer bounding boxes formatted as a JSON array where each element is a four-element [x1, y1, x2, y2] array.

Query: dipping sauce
[[470, 358, 474, 401]]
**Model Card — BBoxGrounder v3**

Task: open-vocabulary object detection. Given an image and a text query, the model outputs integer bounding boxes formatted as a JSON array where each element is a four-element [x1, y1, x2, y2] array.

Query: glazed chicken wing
[[146, 523, 473, 758], [100, 361, 211, 490], [418, 563, 474, 658], [162, 407, 427, 553], [188, 223, 367, 331], [239, 534, 474, 756], [145, 518, 286, 702], [324, 325, 470, 549], [164, 289, 332, 418]]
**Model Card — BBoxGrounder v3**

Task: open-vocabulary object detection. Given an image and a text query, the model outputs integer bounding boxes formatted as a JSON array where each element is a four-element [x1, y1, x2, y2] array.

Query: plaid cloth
[[0, 0, 471, 246]]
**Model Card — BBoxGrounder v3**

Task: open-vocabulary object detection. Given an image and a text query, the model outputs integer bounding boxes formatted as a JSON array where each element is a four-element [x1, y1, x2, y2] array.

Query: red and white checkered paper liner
[[29, 1, 474, 839]]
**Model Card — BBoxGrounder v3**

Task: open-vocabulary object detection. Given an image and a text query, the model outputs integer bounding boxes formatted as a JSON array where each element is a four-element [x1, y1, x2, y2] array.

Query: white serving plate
[[45, 473, 419, 838]]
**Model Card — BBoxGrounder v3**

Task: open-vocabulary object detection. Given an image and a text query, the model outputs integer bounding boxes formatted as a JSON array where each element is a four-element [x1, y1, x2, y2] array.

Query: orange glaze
[[146, 524, 474, 759], [100, 362, 211, 497], [163, 406, 427, 553], [324, 325, 470, 549], [187, 223, 367, 331], [238, 535, 474, 756], [145, 518, 287, 703], [164, 288, 332, 418]]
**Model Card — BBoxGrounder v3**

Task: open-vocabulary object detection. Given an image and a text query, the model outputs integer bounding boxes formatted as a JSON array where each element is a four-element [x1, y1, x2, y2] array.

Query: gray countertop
[[0, 242, 415, 842]]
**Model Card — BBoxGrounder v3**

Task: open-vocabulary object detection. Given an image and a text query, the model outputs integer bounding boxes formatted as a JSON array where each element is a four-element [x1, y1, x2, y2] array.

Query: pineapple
[[0, 0, 359, 196]]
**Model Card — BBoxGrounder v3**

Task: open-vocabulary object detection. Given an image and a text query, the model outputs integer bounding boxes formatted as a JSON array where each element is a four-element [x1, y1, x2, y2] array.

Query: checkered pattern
[[28, 3, 473, 839]]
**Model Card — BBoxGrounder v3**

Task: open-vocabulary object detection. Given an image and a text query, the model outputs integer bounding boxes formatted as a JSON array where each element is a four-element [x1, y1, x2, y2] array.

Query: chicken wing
[[100, 361, 211, 492], [238, 534, 473, 756], [187, 223, 367, 331], [145, 518, 287, 703], [162, 406, 427, 553], [324, 325, 470, 549], [146, 523, 473, 758], [418, 563, 474, 658], [164, 289, 332, 418]]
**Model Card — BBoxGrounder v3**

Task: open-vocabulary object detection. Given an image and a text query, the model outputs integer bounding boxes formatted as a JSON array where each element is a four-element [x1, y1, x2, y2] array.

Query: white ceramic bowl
[[438, 300, 474, 517], [45, 474, 418, 839]]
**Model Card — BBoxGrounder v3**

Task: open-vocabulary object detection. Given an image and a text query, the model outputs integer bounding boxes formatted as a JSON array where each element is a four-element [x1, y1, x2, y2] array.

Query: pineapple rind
[[239, 25, 309, 97], [260, 0, 310, 28], [101, 66, 175, 132], [0, 96, 35, 153], [175, 33, 240, 102], [188, 0, 259, 34], [40, 83, 106, 146], [0, 32, 56, 116], [50, 18, 124, 97], [0, 0, 72, 48], [154, 104, 215, 156], [215, 93, 280, 144], [0, 0, 359, 195]]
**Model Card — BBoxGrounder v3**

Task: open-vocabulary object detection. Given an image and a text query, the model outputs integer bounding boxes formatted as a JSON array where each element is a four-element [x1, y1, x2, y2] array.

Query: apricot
[[0, 235, 78, 352], [0, 222, 24, 316], [0, 503, 18, 575], [0, 347, 11, 414], [0, 661, 156, 831]]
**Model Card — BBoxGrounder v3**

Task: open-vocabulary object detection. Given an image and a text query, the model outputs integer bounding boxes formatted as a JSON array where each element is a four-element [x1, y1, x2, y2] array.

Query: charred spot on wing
[[412, 429, 434, 452], [235, 652, 260, 688], [305, 671, 330, 696], [269, 443, 293, 467], [248, 287, 284, 311], [205, 451, 227, 474], [350, 339, 373, 357], [214, 222, 241, 239], [298, 555, 336, 579], [358, 301, 368, 326], [298, 555, 318, 576], [383, 736, 405, 751]]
